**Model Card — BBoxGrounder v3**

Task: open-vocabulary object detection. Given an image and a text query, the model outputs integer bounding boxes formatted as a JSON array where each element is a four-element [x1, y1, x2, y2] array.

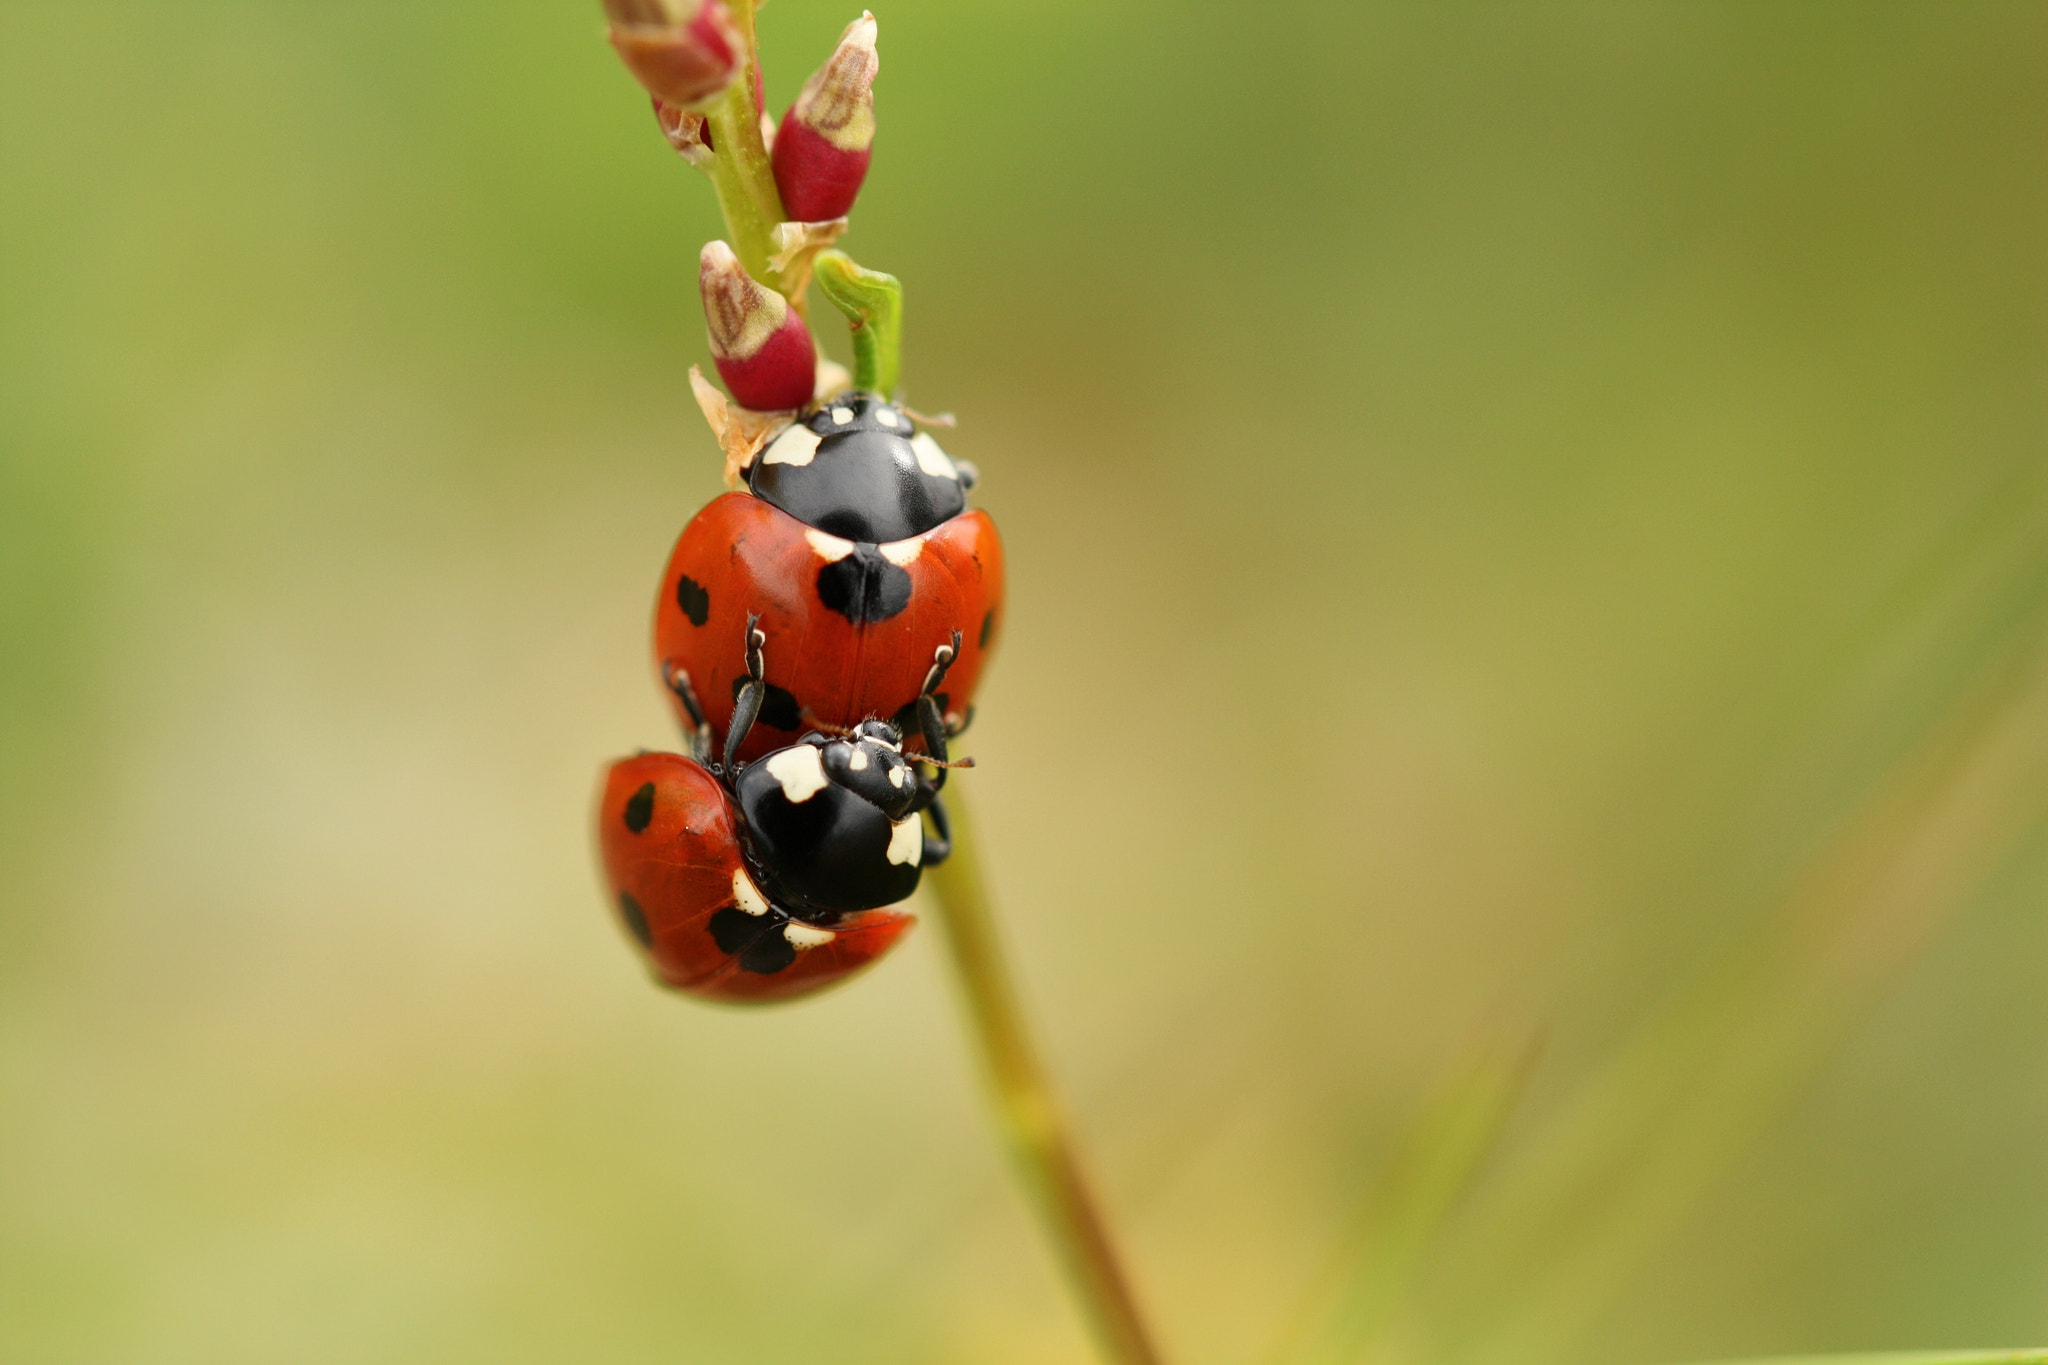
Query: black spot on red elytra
[[708, 905, 761, 954], [617, 891, 653, 948], [675, 575, 711, 627], [731, 677, 801, 731], [708, 905, 796, 974], [816, 544, 912, 624], [740, 933, 797, 974], [623, 782, 656, 833]]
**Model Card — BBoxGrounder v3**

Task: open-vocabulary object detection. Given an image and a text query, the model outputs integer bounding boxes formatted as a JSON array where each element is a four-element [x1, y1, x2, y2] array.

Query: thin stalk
[[923, 787, 1166, 1365], [703, 0, 788, 295]]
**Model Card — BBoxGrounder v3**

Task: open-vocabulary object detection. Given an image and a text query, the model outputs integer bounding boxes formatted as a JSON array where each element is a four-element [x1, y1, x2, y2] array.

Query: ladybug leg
[[918, 792, 953, 867], [910, 630, 968, 801], [907, 693, 976, 806], [723, 615, 769, 773], [916, 630, 963, 701], [914, 695, 950, 771], [911, 628, 962, 779], [660, 660, 715, 765]]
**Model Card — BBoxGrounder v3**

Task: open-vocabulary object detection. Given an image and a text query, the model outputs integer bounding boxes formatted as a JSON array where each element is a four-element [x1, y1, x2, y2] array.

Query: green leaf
[[813, 250, 903, 397]]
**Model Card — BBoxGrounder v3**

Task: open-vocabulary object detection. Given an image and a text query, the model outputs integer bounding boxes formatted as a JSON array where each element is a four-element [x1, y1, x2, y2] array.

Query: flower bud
[[700, 241, 817, 412], [605, 0, 743, 110], [770, 12, 878, 223]]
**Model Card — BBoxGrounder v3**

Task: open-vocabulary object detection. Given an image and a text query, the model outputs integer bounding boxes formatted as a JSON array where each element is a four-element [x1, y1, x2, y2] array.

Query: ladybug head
[[813, 720, 919, 822], [747, 392, 970, 543]]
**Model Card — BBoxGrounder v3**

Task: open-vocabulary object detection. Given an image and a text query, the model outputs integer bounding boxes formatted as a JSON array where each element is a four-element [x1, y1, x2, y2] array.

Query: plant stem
[[923, 787, 1166, 1365], [703, 0, 787, 295]]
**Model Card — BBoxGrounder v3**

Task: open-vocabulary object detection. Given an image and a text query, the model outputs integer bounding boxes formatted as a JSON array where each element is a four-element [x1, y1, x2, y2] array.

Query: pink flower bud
[[771, 12, 878, 223], [699, 241, 817, 412], [606, 0, 743, 110]]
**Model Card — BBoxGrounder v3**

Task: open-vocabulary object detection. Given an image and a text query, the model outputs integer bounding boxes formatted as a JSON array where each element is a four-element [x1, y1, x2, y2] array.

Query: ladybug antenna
[[898, 403, 956, 429]]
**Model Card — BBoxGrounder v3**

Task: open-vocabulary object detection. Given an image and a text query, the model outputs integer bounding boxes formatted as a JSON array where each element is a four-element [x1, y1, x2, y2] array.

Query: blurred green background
[[2, 2, 2044, 1362]]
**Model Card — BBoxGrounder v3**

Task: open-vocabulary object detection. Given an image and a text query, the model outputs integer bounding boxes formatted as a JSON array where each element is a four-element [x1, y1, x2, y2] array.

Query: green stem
[[702, 0, 788, 295], [923, 788, 1166, 1365], [813, 250, 902, 396]]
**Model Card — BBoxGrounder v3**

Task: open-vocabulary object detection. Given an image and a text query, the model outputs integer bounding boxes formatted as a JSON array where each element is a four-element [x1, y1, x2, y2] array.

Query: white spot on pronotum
[[848, 747, 869, 771], [830, 406, 853, 425], [887, 816, 923, 866], [875, 408, 901, 428], [911, 431, 958, 480], [732, 869, 769, 916], [762, 425, 821, 466], [878, 538, 923, 566], [887, 765, 907, 788], [783, 922, 836, 949], [804, 529, 855, 562], [764, 745, 830, 803]]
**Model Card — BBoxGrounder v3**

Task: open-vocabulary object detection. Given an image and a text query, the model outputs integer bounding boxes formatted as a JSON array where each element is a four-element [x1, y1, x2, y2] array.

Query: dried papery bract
[[772, 11, 879, 222], [689, 367, 787, 487], [653, 99, 713, 166], [606, 0, 744, 109], [700, 240, 818, 412], [768, 218, 849, 304]]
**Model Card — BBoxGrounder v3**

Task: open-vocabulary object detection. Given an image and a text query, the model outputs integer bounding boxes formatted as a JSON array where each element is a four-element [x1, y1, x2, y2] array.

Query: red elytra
[[596, 750, 914, 1003], [654, 491, 1003, 764]]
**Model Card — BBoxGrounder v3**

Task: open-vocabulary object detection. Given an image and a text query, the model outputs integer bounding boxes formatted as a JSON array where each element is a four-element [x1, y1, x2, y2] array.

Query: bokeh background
[[3, 2, 2044, 1363]]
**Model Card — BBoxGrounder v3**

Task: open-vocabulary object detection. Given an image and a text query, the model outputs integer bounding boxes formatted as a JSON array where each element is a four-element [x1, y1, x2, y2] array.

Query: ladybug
[[655, 390, 1003, 766], [596, 618, 963, 1002]]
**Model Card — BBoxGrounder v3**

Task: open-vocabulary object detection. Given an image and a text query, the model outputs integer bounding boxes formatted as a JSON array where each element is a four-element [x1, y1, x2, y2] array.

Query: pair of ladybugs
[[595, 391, 1004, 1002]]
